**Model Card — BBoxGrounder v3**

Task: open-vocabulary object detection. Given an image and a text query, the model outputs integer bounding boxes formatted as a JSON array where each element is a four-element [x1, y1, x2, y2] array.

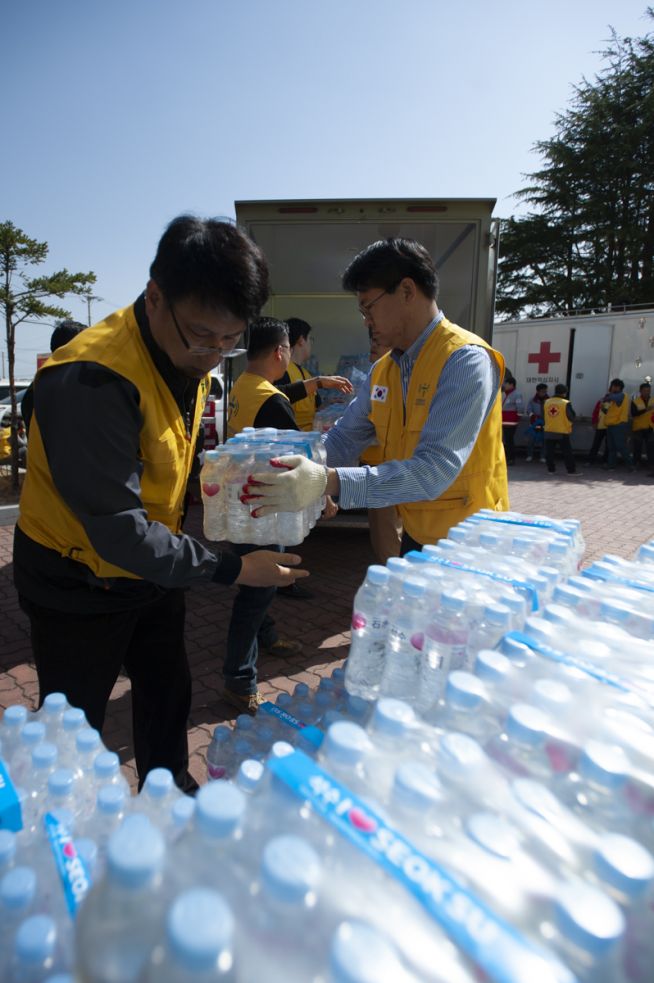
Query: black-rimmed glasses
[[169, 303, 245, 355], [358, 290, 388, 320]]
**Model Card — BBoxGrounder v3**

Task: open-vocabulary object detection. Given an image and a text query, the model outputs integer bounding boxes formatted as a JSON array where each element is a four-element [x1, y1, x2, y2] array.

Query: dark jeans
[[502, 425, 517, 464], [223, 543, 281, 695], [588, 429, 607, 464], [606, 423, 634, 468], [632, 429, 654, 468], [545, 435, 576, 473], [20, 589, 194, 792]]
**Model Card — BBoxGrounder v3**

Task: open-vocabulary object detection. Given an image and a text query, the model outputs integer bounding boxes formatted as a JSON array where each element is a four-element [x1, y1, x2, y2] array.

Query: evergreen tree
[[497, 12, 654, 319], [0, 221, 95, 489]]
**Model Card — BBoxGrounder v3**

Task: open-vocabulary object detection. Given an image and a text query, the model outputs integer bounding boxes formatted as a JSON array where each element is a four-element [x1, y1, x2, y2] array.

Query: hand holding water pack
[[245, 454, 327, 516]]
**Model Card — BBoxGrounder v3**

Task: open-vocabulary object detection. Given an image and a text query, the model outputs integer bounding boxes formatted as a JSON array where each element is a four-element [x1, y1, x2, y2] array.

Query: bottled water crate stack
[[200, 428, 327, 546], [3, 511, 654, 982]]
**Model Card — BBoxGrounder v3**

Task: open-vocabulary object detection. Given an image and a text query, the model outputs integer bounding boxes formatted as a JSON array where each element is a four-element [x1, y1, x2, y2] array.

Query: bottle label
[[0, 760, 22, 832], [582, 565, 654, 595], [44, 812, 92, 917], [352, 613, 367, 630], [506, 630, 633, 695], [259, 701, 323, 748], [207, 764, 228, 780], [269, 750, 575, 983], [477, 515, 575, 539], [422, 556, 539, 612]]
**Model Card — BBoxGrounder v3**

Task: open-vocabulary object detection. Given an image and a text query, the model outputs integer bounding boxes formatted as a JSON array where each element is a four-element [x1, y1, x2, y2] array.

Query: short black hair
[[247, 317, 289, 359], [150, 215, 270, 321], [50, 319, 85, 352], [342, 238, 439, 300], [639, 381, 651, 390], [536, 383, 548, 392], [554, 383, 568, 396], [609, 378, 625, 390], [286, 317, 312, 347]]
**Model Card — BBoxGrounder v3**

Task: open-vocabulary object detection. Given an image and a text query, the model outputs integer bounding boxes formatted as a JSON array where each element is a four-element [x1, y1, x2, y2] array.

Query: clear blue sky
[[2, 0, 651, 377]]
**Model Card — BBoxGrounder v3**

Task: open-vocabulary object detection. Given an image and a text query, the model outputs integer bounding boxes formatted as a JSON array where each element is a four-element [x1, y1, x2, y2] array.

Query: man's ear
[[399, 277, 417, 303], [146, 279, 163, 311]]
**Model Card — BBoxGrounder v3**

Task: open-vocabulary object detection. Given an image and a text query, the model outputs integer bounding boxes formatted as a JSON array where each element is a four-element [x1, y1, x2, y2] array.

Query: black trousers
[[20, 589, 194, 792], [545, 435, 576, 473], [502, 425, 517, 464], [588, 429, 607, 464]]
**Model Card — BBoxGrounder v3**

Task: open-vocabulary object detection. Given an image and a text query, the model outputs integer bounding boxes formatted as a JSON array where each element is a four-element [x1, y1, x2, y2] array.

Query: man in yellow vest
[[244, 237, 509, 553], [543, 383, 582, 476], [601, 378, 634, 471], [630, 380, 654, 473], [13, 216, 308, 791]]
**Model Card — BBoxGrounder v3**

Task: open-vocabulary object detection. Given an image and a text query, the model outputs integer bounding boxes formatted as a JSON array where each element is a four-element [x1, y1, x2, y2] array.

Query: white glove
[[245, 454, 327, 516]]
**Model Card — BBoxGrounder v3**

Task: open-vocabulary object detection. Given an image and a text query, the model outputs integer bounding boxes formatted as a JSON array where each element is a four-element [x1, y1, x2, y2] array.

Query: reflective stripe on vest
[[18, 305, 209, 580], [631, 396, 654, 432], [368, 317, 509, 545], [286, 362, 316, 431], [227, 371, 290, 437], [543, 397, 572, 435]]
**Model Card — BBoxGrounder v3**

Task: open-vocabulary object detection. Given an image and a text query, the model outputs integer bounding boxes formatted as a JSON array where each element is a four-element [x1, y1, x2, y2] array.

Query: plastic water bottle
[[171, 782, 247, 894], [133, 769, 182, 835], [543, 880, 625, 982], [345, 565, 390, 701], [365, 699, 421, 795], [318, 722, 373, 794], [37, 693, 69, 742], [464, 602, 512, 669], [75, 815, 167, 983], [240, 835, 323, 983], [224, 448, 255, 543], [329, 920, 420, 983], [10, 913, 65, 982], [56, 709, 87, 767], [141, 887, 236, 981], [206, 727, 232, 781], [81, 785, 130, 854], [428, 671, 497, 741], [249, 450, 280, 546], [386, 762, 447, 850], [0, 705, 28, 761], [421, 589, 469, 707], [485, 704, 555, 782], [0, 865, 38, 958], [0, 829, 17, 875], [9, 722, 46, 786], [21, 742, 58, 832], [201, 448, 228, 541], [556, 741, 634, 833], [235, 759, 265, 795], [379, 579, 427, 706]]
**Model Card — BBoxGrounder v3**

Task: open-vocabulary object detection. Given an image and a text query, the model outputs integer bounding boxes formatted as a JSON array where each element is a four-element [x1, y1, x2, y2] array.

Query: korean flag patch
[[371, 384, 388, 403]]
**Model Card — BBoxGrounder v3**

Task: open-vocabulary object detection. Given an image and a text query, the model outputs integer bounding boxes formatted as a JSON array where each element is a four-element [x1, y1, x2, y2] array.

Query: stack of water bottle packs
[[200, 428, 327, 546], [2, 511, 654, 981]]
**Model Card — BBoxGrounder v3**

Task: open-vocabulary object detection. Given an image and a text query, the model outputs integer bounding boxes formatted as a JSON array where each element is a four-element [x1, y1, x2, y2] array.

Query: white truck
[[234, 197, 500, 373], [492, 307, 654, 419]]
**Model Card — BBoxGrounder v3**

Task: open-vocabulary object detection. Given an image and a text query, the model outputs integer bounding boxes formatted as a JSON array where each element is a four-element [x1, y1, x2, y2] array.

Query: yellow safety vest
[[603, 395, 630, 426], [631, 395, 654, 432], [0, 427, 11, 459], [227, 371, 290, 437], [286, 361, 315, 431], [18, 305, 209, 580], [368, 317, 508, 545], [544, 397, 572, 435]]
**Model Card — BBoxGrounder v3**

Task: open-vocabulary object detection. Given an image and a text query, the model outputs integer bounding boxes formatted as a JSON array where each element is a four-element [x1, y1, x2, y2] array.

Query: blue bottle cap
[[554, 881, 624, 956], [440, 589, 466, 613], [475, 649, 510, 684], [594, 833, 654, 899], [402, 577, 426, 599], [445, 671, 485, 710], [537, 565, 560, 586], [93, 751, 120, 779], [393, 761, 442, 812], [171, 795, 196, 830], [20, 721, 46, 746], [143, 767, 174, 798], [293, 682, 310, 699], [47, 767, 75, 799], [531, 679, 572, 713], [386, 557, 411, 576], [14, 914, 57, 964], [42, 692, 67, 716], [97, 784, 127, 815], [107, 815, 165, 888], [269, 741, 294, 760], [366, 565, 390, 587], [330, 920, 403, 983], [506, 704, 549, 747], [236, 759, 264, 793], [76, 728, 101, 754], [438, 732, 485, 774], [3, 705, 28, 729], [235, 714, 255, 731], [483, 602, 511, 626], [324, 722, 372, 766], [466, 813, 520, 860], [579, 741, 629, 790], [0, 865, 37, 910], [62, 707, 86, 732], [167, 887, 235, 970], [276, 692, 292, 708], [371, 699, 416, 738], [211, 726, 231, 745], [32, 741, 57, 769], [261, 835, 321, 904], [552, 585, 584, 607], [195, 782, 246, 838]]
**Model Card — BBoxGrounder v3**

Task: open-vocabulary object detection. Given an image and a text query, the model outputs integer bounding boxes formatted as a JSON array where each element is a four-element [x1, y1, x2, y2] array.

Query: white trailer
[[234, 197, 500, 372], [493, 308, 654, 419]]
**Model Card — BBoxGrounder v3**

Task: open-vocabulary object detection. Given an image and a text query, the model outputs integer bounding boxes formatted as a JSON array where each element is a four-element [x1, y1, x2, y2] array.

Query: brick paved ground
[[1, 462, 653, 792]]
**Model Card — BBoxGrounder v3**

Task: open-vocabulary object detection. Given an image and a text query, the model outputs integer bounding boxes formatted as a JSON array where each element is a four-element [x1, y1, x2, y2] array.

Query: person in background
[[524, 383, 548, 462], [630, 379, 654, 473], [22, 319, 86, 435], [13, 215, 308, 792], [360, 328, 402, 562], [500, 375, 524, 465], [544, 383, 581, 476], [601, 378, 634, 472], [244, 237, 509, 554], [587, 393, 608, 466]]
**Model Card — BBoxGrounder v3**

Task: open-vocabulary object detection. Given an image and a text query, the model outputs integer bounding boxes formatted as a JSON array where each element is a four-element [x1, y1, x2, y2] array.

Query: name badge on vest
[[371, 384, 389, 403]]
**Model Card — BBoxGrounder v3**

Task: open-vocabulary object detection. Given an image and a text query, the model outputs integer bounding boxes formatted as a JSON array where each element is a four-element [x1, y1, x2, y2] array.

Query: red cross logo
[[528, 341, 561, 374]]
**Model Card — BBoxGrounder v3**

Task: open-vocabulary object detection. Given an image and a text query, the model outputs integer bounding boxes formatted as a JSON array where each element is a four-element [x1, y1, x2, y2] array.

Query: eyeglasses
[[358, 290, 388, 320], [169, 302, 244, 355]]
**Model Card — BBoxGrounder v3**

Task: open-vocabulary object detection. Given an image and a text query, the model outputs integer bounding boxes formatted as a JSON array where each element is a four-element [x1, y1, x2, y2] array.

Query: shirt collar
[[390, 311, 444, 365]]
